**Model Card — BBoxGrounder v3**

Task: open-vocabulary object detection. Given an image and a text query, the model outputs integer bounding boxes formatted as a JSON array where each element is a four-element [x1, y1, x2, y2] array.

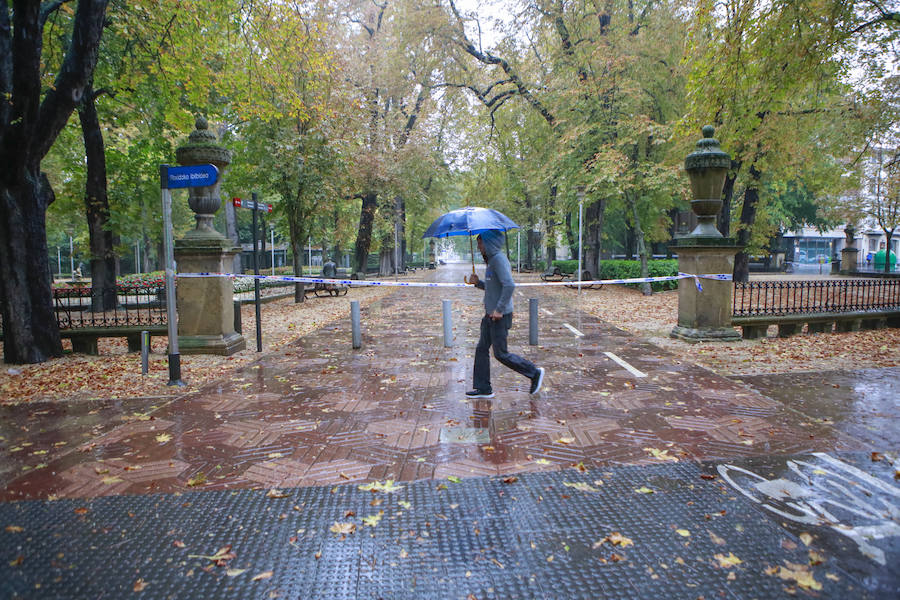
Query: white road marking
[[603, 352, 647, 378], [563, 323, 584, 337], [541, 308, 554, 316]]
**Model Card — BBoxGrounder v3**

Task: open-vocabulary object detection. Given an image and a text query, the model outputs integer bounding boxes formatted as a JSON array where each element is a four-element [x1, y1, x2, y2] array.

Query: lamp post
[[577, 187, 584, 293], [270, 224, 275, 275]]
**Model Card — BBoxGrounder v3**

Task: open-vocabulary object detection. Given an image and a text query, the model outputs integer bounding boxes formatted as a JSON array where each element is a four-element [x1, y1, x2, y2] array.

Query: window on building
[[869, 238, 878, 251]]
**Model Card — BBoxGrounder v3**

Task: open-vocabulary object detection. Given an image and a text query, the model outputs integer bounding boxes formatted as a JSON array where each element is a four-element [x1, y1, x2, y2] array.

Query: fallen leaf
[[398, 500, 411, 509], [266, 489, 289, 499], [133, 579, 148, 592], [502, 476, 519, 484], [593, 532, 634, 548], [9, 555, 23, 567], [675, 529, 691, 537], [251, 571, 273, 581], [74, 507, 89, 515], [5, 525, 24, 533], [709, 531, 726, 546], [358, 480, 404, 493], [556, 437, 576, 445], [226, 568, 247, 577], [871, 452, 883, 462], [563, 481, 601, 493], [187, 473, 207, 487], [447, 476, 461, 483], [155, 433, 172, 443], [766, 562, 822, 591], [799, 533, 813, 546], [634, 486, 654, 494], [329, 522, 356, 536], [362, 512, 384, 527], [101, 476, 124, 485], [173, 540, 186, 548], [714, 552, 742, 568], [644, 447, 678, 462]]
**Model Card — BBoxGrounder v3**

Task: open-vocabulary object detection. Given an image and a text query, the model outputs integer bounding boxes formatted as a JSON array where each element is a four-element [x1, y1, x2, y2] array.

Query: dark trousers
[[473, 313, 538, 391]]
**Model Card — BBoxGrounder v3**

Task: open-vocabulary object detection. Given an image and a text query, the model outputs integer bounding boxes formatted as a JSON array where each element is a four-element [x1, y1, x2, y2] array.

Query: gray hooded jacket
[[477, 230, 514, 315]]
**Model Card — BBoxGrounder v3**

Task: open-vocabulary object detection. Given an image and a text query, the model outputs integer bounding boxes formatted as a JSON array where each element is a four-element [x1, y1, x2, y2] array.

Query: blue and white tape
[[178, 272, 732, 291]]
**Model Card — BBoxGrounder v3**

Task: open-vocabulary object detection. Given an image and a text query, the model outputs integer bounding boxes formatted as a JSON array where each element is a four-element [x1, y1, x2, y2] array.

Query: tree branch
[[446, 0, 555, 127], [35, 0, 109, 161]]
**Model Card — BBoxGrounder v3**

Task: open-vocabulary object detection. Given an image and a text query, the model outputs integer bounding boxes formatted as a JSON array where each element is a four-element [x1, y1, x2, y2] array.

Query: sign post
[[160, 163, 219, 386], [232, 194, 272, 352]]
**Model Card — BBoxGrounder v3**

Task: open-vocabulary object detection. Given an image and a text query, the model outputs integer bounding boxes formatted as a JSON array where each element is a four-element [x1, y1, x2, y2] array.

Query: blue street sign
[[161, 164, 219, 189]]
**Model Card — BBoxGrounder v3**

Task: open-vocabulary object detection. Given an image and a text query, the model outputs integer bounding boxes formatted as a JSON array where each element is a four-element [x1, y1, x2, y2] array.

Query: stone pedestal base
[[841, 248, 859, 274], [671, 240, 742, 343], [670, 325, 741, 342], [175, 232, 246, 356], [178, 332, 246, 356]]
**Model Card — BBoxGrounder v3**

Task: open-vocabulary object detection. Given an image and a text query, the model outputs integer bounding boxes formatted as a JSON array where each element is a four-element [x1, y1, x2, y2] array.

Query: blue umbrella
[[422, 206, 519, 280], [422, 206, 519, 238]]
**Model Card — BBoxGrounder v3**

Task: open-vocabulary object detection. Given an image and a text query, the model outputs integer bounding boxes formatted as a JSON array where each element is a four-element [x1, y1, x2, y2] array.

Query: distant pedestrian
[[466, 230, 544, 398]]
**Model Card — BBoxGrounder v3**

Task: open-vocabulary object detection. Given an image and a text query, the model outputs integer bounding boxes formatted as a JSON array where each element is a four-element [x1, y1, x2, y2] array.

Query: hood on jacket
[[478, 230, 504, 259]]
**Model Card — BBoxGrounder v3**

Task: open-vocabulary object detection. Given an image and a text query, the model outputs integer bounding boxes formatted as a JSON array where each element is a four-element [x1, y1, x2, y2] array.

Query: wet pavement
[[1, 263, 897, 597]]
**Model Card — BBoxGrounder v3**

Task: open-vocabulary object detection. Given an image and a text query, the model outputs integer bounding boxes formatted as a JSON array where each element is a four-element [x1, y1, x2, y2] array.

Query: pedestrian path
[[1, 264, 897, 597], [0, 264, 874, 502]]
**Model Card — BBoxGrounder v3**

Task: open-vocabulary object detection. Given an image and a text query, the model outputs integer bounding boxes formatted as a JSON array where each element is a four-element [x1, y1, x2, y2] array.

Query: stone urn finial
[[175, 116, 232, 238], [684, 125, 731, 238]]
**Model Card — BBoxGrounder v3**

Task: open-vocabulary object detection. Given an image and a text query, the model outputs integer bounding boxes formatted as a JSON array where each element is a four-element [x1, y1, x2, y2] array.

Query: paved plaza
[[1, 264, 897, 598]]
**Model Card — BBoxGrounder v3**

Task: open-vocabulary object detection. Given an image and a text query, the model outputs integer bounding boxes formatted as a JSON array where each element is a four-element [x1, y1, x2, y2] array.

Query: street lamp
[[684, 125, 730, 238], [577, 186, 584, 293], [269, 224, 275, 275]]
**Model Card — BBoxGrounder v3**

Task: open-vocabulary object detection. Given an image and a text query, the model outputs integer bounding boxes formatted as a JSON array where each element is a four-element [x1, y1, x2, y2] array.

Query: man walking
[[466, 230, 544, 398]]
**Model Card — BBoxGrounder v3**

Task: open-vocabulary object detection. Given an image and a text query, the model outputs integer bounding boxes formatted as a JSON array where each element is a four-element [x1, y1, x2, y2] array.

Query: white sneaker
[[529, 367, 545, 395]]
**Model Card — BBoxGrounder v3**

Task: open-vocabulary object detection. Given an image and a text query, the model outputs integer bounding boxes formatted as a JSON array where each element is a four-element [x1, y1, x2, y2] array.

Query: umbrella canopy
[[422, 206, 519, 239]]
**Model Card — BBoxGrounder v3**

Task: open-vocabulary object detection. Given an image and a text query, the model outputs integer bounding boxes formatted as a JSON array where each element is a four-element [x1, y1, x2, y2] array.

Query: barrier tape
[[179, 272, 732, 292]]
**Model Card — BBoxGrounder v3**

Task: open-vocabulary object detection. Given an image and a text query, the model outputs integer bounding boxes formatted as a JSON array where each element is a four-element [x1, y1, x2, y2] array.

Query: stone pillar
[[671, 242, 742, 342], [841, 226, 859, 274], [671, 126, 742, 343], [174, 117, 246, 355]]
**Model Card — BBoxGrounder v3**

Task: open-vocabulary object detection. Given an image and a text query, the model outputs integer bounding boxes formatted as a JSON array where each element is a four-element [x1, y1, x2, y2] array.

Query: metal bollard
[[233, 299, 242, 334], [351, 300, 362, 349], [442, 299, 453, 347], [529, 298, 538, 345], [141, 330, 150, 375]]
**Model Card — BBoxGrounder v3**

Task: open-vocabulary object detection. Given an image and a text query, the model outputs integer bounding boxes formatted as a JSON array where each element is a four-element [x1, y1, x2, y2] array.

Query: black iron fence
[[733, 279, 900, 317], [54, 283, 168, 330]]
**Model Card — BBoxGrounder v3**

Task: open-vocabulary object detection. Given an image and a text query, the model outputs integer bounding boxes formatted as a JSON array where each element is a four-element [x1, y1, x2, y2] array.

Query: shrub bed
[[551, 259, 679, 291]]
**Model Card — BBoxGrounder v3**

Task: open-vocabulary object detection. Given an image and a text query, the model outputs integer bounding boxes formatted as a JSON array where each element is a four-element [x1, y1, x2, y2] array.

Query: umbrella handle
[[468, 235, 477, 283]]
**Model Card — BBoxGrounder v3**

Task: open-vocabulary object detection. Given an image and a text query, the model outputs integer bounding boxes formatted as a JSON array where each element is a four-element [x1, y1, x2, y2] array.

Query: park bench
[[540, 265, 572, 282]]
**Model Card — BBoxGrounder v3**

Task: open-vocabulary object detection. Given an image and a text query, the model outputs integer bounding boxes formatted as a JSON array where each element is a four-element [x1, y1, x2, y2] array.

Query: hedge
[[552, 259, 679, 291]]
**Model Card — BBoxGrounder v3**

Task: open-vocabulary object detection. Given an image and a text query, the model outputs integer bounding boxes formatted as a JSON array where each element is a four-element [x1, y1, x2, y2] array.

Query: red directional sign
[[232, 197, 272, 212]]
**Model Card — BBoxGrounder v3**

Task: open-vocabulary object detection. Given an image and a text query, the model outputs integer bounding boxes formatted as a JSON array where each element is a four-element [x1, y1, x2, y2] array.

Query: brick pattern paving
[[0, 265, 875, 502]]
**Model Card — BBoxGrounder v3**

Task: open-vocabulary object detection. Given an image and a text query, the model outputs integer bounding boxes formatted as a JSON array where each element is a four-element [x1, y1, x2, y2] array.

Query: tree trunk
[[565, 211, 577, 258], [0, 173, 63, 363], [733, 162, 762, 283], [545, 183, 557, 263], [718, 174, 734, 237], [886, 232, 894, 274], [224, 198, 241, 273], [629, 193, 652, 296], [0, 0, 109, 363], [354, 192, 377, 273], [78, 86, 118, 311], [399, 197, 407, 272], [379, 246, 394, 276], [583, 198, 604, 279], [291, 241, 305, 303]]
